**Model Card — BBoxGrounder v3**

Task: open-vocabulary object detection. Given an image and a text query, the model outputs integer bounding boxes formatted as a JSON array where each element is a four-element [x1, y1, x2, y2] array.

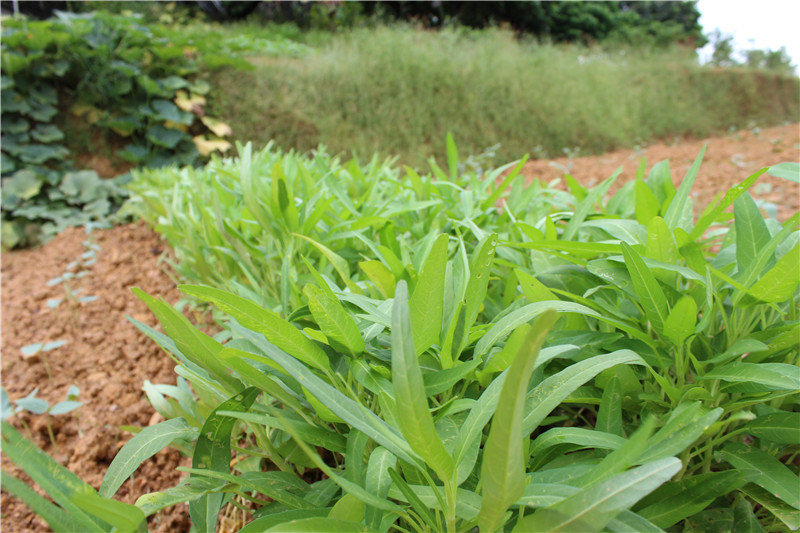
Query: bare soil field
[[1, 123, 798, 532]]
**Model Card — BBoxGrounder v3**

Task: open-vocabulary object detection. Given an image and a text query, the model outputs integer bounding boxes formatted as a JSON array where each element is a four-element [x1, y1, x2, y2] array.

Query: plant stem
[[45, 414, 58, 455], [444, 479, 457, 533]]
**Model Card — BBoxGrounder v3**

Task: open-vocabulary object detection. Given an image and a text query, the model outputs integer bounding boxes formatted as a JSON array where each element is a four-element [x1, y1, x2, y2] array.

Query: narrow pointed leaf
[[716, 443, 800, 509], [305, 285, 364, 357], [409, 234, 448, 356], [478, 310, 557, 533], [664, 146, 704, 231], [621, 242, 669, 334], [515, 458, 681, 533], [179, 284, 331, 373], [391, 280, 455, 482], [735, 193, 771, 278], [100, 418, 197, 498]]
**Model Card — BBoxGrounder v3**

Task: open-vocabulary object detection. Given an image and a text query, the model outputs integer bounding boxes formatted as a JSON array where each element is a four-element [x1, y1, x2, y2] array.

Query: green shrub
[[0, 10, 249, 248]]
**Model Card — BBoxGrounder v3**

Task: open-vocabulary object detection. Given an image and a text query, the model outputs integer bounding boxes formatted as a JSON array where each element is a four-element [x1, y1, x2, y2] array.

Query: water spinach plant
[[2, 139, 798, 532]]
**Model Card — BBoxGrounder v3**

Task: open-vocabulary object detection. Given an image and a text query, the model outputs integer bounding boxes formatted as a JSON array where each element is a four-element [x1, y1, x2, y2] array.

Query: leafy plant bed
[[1, 128, 797, 532]]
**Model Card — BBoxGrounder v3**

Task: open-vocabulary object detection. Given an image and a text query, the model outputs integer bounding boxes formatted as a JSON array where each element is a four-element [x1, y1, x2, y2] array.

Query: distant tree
[[709, 30, 736, 67], [360, 1, 705, 48]]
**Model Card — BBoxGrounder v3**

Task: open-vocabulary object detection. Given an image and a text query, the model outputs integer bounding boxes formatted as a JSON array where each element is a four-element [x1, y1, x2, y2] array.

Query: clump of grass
[[210, 25, 799, 168]]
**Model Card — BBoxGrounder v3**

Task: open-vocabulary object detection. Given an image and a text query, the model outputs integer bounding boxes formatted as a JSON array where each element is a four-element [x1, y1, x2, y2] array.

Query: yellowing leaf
[[69, 103, 95, 117], [193, 135, 232, 156], [174, 90, 206, 113], [163, 121, 189, 133], [201, 116, 233, 137]]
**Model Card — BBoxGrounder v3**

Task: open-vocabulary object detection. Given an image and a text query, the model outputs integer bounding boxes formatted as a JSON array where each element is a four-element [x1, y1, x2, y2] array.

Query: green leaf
[[179, 285, 331, 373], [528, 427, 626, 457], [409, 234, 448, 356], [621, 242, 669, 335], [476, 323, 530, 386], [572, 417, 656, 489], [637, 470, 743, 528], [458, 233, 498, 356], [0, 423, 106, 532], [523, 350, 646, 436], [328, 493, 365, 523], [446, 132, 458, 180], [644, 216, 677, 265], [583, 219, 646, 245], [563, 170, 620, 241], [663, 146, 704, 232], [238, 510, 330, 533], [635, 178, 661, 225], [133, 288, 243, 391], [663, 295, 696, 346], [359, 260, 395, 298], [100, 418, 197, 498], [596, 376, 622, 436], [732, 497, 766, 533], [716, 443, 800, 509], [118, 144, 148, 164], [364, 447, 397, 531], [221, 346, 418, 465], [151, 99, 191, 124], [262, 407, 403, 513], [515, 458, 681, 533], [305, 285, 364, 357], [767, 162, 800, 183], [690, 168, 765, 240], [740, 483, 799, 530], [0, 471, 89, 533], [639, 403, 722, 463], [30, 124, 64, 143], [423, 357, 482, 396], [478, 310, 557, 533], [699, 363, 800, 391], [265, 517, 368, 532], [387, 483, 482, 521], [70, 490, 146, 533], [3, 170, 42, 200], [146, 125, 185, 149], [746, 243, 799, 303], [391, 280, 455, 482], [516, 269, 558, 303], [474, 301, 621, 361], [189, 387, 260, 533], [294, 234, 360, 293], [59, 171, 103, 203], [735, 193, 771, 279], [746, 412, 800, 444]]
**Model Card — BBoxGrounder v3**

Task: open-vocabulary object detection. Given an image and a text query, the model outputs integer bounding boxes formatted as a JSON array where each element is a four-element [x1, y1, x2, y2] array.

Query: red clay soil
[[521, 123, 800, 221], [0, 124, 798, 533], [1, 224, 194, 532]]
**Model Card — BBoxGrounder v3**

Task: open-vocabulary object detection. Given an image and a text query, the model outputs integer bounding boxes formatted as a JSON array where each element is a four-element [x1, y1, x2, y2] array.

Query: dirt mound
[[521, 123, 799, 221], [0, 124, 798, 532], [1, 223, 192, 532]]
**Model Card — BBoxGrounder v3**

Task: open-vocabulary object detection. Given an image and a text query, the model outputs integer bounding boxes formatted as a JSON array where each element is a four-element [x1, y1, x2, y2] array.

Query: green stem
[[251, 425, 292, 473], [444, 479, 457, 533], [45, 414, 59, 455]]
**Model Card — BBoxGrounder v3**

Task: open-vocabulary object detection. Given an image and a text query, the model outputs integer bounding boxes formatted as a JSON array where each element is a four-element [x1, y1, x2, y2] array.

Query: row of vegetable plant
[[2, 138, 798, 532]]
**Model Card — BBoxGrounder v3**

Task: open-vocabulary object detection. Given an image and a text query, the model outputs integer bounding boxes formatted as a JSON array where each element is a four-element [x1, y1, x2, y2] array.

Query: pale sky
[[696, 0, 800, 68]]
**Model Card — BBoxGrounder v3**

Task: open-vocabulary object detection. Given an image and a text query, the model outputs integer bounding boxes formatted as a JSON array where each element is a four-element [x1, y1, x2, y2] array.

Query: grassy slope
[[208, 25, 799, 168]]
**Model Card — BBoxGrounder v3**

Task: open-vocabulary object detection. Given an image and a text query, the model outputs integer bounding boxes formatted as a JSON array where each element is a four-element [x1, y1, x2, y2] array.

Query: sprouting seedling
[[20, 340, 67, 380], [1, 385, 82, 454], [45, 239, 100, 316]]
